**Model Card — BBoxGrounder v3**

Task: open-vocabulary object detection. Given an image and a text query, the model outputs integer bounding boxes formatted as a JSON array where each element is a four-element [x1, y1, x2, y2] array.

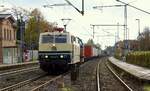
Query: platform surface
[[109, 57, 150, 81]]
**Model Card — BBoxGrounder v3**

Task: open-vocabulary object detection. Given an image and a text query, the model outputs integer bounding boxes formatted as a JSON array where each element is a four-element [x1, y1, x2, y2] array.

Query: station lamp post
[[135, 19, 140, 36], [135, 19, 141, 51]]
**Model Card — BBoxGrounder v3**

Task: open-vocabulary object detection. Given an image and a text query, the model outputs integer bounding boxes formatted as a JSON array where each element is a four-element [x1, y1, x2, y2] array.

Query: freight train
[[38, 31, 101, 73]]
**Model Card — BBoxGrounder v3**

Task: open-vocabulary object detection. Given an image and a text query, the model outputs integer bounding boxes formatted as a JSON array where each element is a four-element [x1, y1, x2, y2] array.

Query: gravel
[[99, 58, 127, 91], [1, 57, 143, 91], [58, 58, 100, 91], [44, 57, 129, 91], [0, 68, 45, 89]]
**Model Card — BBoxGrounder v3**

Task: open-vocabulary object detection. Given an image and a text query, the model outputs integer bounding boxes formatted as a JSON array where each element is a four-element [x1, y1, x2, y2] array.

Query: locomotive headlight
[[45, 55, 48, 58], [52, 44, 55, 46], [60, 55, 63, 58]]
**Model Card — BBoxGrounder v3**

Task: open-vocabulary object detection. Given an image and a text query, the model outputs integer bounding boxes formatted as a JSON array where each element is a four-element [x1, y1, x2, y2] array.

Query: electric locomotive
[[38, 31, 83, 73]]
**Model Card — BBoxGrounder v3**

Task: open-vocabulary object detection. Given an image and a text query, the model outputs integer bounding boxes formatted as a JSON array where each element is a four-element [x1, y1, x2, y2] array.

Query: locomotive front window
[[41, 35, 67, 43], [42, 35, 53, 43], [55, 35, 67, 43]]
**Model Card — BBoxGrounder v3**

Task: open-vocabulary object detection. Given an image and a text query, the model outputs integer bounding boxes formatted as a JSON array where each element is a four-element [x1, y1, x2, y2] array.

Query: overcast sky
[[1, 0, 150, 49]]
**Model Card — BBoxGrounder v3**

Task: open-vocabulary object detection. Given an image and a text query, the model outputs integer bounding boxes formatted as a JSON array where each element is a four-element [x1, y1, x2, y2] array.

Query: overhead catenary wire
[[71, 19, 92, 36], [116, 0, 150, 15], [64, 0, 84, 15]]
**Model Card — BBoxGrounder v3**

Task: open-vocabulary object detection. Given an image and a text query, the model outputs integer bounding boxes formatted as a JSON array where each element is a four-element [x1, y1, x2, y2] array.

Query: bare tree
[[138, 27, 150, 51]]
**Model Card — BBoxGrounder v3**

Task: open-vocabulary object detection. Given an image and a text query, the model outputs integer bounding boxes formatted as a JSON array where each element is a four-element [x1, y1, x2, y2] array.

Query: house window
[[14, 30, 16, 40], [11, 30, 15, 40], [10, 30, 11, 40], [8, 30, 10, 40], [4, 28, 6, 40], [11, 30, 13, 40], [6, 29, 8, 40]]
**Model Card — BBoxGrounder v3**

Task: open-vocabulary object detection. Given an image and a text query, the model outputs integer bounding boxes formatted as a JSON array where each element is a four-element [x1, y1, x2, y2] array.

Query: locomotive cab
[[38, 32, 81, 72]]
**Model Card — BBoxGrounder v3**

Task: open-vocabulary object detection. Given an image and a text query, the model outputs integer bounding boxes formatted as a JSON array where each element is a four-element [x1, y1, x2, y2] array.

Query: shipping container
[[93, 47, 98, 57], [84, 45, 93, 59], [84, 45, 100, 61]]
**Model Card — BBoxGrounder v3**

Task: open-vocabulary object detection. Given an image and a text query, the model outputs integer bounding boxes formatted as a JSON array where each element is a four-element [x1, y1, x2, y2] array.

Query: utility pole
[[116, 0, 150, 51], [124, 5, 128, 52], [61, 18, 71, 32], [17, 14, 25, 62], [36, 15, 40, 49], [117, 23, 120, 42]]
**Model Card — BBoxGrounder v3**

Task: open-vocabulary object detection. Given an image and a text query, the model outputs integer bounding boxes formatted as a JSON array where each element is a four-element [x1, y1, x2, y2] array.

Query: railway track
[[96, 58, 133, 91], [96, 60, 101, 91], [0, 66, 44, 89], [31, 75, 63, 91], [106, 63, 133, 91], [0, 74, 46, 91], [0, 71, 69, 91], [0, 66, 39, 76]]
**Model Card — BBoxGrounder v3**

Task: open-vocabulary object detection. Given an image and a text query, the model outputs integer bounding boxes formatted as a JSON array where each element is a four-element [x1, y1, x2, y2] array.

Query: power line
[[93, 4, 129, 53], [90, 24, 123, 44], [72, 19, 92, 36], [64, 0, 84, 15], [116, 0, 150, 15], [90, 24, 125, 26]]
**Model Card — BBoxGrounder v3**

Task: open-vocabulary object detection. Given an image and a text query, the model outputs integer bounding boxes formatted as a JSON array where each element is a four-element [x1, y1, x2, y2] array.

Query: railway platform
[[109, 57, 150, 81], [0, 61, 38, 70]]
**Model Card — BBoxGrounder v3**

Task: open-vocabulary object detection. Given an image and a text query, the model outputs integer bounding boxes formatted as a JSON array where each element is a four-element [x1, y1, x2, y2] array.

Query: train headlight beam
[[45, 55, 48, 58], [60, 55, 64, 58]]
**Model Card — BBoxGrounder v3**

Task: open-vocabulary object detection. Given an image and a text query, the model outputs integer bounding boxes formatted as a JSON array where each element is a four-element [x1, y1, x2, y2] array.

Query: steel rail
[[31, 71, 70, 91], [0, 74, 45, 91], [96, 61, 101, 91], [106, 63, 133, 91], [31, 75, 62, 91], [0, 66, 39, 76]]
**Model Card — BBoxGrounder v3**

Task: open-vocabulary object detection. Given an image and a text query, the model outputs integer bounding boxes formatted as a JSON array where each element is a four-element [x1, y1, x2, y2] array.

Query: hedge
[[126, 51, 150, 68]]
